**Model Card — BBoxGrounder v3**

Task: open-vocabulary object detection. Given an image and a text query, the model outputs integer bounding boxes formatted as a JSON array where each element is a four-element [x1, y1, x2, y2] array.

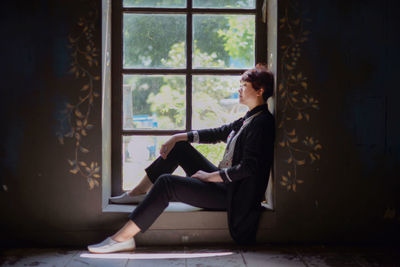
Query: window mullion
[[255, 0, 268, 63], [112, 0, 124, 196], [186, 0, 193, 131]]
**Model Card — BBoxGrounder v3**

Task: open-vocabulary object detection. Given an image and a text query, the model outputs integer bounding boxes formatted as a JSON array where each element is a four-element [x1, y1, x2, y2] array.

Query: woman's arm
[[159, 117, 241, 160], [159, 133, 188, 159], [187, 118, 243, 144], [191, 170, 223, 183]]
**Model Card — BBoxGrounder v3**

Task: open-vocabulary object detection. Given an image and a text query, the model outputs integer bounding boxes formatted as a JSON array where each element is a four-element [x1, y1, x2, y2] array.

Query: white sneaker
[[87, 237, 135, 253], [109, 192, 147, 204]]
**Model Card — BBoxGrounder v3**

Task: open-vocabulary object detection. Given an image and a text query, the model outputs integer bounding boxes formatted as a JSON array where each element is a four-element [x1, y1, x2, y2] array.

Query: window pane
[[193, 15, 255, 69], [123, 14, 186, 68], [124, 0, 186, 8], [123, 75, 186, 130], [193, 0, 255, 9], [122, 136, 186, 190], [192, 75, 248, 129], [192, 143, 226, 167]]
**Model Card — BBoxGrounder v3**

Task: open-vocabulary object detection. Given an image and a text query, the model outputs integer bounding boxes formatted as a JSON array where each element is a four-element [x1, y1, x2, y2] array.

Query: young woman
[[88, 65, 275, 253]]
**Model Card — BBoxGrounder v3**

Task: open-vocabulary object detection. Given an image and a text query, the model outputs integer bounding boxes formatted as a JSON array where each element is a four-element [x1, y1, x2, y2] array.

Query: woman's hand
[[191, 170, 223, 183], [159, 136, 177, 159], [159, 133, 188, 159]]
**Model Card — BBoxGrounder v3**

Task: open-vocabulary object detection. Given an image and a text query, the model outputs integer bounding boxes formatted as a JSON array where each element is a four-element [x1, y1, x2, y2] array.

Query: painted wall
[[272, 0, 400, 243], [0, 0, 399, 246]]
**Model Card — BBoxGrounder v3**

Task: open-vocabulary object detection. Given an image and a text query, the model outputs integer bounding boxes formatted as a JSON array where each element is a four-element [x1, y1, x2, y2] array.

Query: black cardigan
[[188, 104, 275, 244]]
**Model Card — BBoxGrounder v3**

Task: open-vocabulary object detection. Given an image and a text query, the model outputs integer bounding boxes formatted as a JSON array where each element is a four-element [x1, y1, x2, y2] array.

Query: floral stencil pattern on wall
[[278, 1, 322, 192], [56, 1, 100, 190]]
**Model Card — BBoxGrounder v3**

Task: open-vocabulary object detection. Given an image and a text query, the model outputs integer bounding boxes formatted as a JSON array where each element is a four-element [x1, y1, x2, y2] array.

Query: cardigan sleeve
[[219, 116, 274, 184], [187, 118, 243, 144]]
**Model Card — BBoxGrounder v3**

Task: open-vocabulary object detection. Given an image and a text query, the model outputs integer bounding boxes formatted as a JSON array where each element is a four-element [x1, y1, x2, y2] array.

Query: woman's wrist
[[208, 171, 223, 182], [172, 133, 188, 142]]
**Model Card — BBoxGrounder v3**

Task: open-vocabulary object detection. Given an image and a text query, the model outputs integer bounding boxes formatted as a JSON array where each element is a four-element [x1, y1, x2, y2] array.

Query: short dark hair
[[241, 63, 274, 101]]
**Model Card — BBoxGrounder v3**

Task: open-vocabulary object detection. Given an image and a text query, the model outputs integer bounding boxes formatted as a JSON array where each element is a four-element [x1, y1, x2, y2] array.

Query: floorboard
[[0, 245, 399, 267]]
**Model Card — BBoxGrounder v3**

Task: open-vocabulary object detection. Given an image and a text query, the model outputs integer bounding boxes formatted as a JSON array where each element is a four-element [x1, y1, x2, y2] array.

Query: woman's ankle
[[127, 175, 153, 197], [111, 234, 131, 242], [128, 189, 146, 197]]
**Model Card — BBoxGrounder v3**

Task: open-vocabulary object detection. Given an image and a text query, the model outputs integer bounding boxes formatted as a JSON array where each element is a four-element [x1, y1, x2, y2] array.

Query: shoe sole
[[109, 200, 142, 204], [88, 247, 136, 254], [109, 198, 146, 204]]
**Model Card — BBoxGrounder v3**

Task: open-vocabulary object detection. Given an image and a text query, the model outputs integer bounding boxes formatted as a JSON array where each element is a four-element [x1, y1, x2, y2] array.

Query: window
[[111, 0, 268, 196]]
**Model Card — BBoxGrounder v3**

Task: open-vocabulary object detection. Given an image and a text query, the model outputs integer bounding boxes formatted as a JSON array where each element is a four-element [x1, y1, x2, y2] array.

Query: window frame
[[111, 0, 268, 196]]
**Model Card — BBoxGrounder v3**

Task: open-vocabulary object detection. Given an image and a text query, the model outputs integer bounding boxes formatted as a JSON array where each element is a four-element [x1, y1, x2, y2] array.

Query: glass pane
[[192, 75, 248, 129], [122, 136, 186, 190], [193, 143, 226, 167], [124, 0, 185, 8], [193, 15, 255, 69], [193, 0, 255, 9], [123, 14, 186, 68], [123, 75, 186, 130]]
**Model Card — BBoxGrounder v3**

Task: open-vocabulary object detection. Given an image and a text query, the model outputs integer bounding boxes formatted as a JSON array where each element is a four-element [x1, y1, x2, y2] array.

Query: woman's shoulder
[[250, 111, 275, 140], [252, 109, 275, 126]]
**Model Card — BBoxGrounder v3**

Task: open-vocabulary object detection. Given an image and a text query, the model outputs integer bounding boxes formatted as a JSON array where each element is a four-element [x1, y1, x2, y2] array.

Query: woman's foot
[[109, 192, 147, 204], [87, 236, 135, 253], [128, 187, 148, 197], [109, 175, 153, 204]]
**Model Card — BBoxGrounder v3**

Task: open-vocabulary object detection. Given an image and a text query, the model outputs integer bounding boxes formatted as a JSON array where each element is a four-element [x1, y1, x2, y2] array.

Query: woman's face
[[238, 81, 261, 106]]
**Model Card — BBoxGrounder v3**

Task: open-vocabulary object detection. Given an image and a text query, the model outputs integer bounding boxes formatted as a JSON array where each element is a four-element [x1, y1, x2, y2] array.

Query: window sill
[[103, 202, 273, 213], [103, 202, 204, 213], [102, 202, 276, 230]]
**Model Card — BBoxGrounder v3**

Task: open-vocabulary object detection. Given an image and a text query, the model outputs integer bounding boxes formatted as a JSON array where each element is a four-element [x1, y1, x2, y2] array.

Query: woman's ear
[[257, 88, 264, 97]]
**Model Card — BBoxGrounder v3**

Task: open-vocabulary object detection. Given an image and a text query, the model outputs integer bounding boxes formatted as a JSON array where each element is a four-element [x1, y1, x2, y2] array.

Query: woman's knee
[[154, 174, 183, 189], [154, 174, 173, 187], [153, 174, 180, 199], [169, 141, 191, 155]]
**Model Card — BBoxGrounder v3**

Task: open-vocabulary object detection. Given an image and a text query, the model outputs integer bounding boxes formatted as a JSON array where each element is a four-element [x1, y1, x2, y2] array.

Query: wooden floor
[[1, 245, 399, 266]]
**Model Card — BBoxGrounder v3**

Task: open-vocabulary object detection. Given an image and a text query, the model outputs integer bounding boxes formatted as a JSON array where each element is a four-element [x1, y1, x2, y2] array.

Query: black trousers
[[128, 141, 228, 232]]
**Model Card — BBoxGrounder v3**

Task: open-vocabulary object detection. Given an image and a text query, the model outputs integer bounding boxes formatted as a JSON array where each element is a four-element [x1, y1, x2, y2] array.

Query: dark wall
[[0, 0, 127, 246], [0, 0, 399, 246], [274, 0, 400, 243]]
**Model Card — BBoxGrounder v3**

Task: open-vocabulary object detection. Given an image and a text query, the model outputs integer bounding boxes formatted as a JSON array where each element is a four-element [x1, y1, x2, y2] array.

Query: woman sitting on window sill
[[88, 64, 275, 253]]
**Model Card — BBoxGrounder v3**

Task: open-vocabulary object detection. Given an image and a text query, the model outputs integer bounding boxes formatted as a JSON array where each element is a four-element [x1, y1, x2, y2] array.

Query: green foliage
[[193, 15, 230, 67], [124, 0, 185, 7], [192, 75, 239, 128], [218, 15, 255, 66], [129, 76, 164, 115], [147, 42, 242, 129], [147, 75, 186, 129], [124, 14, 186, 68], [122, 2, 256, 168], [193, 143, 226, 166], [193, 0, 255, 9], [124, 13, 232, 68], [124, 12, 255, 121]]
